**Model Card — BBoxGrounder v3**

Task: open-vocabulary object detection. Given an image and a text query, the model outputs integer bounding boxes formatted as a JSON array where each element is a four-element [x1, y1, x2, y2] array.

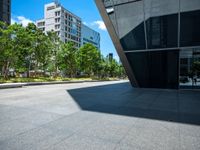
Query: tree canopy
[[0, 21, 126, 79]]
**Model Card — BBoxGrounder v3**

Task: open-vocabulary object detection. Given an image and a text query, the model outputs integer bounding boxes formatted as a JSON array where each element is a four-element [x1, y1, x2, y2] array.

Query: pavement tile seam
[[42, 131, 76, 150]]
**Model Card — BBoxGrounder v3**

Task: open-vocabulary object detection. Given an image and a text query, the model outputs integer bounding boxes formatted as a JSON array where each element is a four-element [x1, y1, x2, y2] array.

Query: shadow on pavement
[[67, 82, 200, 125]]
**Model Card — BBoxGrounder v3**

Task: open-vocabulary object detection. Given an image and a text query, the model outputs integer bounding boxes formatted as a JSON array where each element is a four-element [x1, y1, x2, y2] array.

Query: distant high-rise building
[[36, 2, 82, 48], [0, 0, 11, 24], [107, 53, 113, 61], [81, 24, 100, 49]]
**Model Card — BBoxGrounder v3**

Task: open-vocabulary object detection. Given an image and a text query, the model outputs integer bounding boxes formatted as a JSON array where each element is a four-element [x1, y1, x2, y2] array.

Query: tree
[[0, 22, 19, 79], [47, 31, 62, 77], [79, 43, 101, 76], [57, 42, 78, 78], [12, 23, 30, 74], [33, 29, 52, 76], [192, 61, 200, 75]]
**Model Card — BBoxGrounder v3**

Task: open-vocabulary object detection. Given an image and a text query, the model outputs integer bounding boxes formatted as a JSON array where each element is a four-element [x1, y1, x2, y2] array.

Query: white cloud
[[11, 18, 16, 24], [83, 22, 88, 25], [11, 16, 34, 27], [92, 20, 107, 31], [17, 16, 33, 27]]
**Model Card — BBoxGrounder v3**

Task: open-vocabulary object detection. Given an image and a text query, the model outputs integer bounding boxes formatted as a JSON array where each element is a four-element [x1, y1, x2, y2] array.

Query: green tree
[[192, 61, 200, 75], [47, 31, 62, 77], [33, 29, 52, 76], [79, 43, 101, 76], [12, 23, 31, 74], [57, 42, 78, 78], [0, 22, 19, 79]]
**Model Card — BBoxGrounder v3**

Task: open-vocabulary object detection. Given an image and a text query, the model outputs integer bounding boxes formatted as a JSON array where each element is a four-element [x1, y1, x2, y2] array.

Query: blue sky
[[11, 0, 118, 60]]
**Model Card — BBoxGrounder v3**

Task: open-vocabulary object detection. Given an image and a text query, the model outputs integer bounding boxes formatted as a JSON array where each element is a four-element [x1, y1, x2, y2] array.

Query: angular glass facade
[[95, 0, 200, 89]]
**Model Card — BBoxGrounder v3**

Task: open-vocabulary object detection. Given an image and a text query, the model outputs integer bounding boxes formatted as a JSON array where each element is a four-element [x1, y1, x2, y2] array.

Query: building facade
[[81, 24, 100, 49], [36, 2, 82, 48], [37, 2, 101, 49], [95, 0, 200, 89], [0, 0, 11, 24]]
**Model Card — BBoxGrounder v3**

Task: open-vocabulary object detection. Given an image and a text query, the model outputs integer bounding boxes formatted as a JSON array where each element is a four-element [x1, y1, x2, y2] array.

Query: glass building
[[95, 0, 200, 89], [0, 0, 11, 24], [81, 24, 100, 49]]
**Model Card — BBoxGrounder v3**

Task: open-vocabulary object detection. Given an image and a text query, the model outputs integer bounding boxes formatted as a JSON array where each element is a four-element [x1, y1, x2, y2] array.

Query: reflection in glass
[[180, 48, 200, 87], [105, 0, 146, 51], [146, 14, 178, 49]]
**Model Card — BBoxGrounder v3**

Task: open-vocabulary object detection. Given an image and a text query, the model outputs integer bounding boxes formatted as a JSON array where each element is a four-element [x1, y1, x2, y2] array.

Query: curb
[[0, 83, 27, 89], [0, 80, 119, 89]]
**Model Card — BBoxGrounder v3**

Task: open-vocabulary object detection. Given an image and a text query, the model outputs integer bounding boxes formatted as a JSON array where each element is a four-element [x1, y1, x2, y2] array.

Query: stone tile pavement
[[0, 81, 200, 150]]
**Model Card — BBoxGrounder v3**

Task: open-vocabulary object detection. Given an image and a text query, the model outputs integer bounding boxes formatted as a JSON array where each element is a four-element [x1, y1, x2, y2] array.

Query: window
[[37, 22, 45, 27], [71, 23, 77, 35], [55, 25, 60, 29], [68, 22, 71, 27], [55, 18, 60, 23], [72, 17, 77, 23], [126, 50, 179, 88], [146, 14, 178, 49], [71, 35, 77, 41], [114, 0, 146, 50], [179, 48, 200, 88], [180, 10, 200, 47], [55, 11, 60, 16], [144, 0, 179, 49], [47, 6, 55, 11], [56, 31, 60, 36]]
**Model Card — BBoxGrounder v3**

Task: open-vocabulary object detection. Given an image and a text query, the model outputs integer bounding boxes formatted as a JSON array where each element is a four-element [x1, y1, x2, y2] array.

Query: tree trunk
[[3, 61, 10, 79], [34, 62, 38, 77], [27, 58, 31, 78]]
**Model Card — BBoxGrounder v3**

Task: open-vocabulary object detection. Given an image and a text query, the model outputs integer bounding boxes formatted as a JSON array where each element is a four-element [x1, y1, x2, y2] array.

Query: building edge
[[94, 0, 139, 87]]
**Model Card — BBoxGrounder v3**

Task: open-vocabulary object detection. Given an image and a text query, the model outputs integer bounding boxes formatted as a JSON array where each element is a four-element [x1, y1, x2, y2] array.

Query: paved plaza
[[0, 81, 200, 150]]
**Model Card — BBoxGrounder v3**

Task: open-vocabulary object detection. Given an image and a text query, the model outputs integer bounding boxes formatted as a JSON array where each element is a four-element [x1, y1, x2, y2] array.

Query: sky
[[11, 0, 119, 60]]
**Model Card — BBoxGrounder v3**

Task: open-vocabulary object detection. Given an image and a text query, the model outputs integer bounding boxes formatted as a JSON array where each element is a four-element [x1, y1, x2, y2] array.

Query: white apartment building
[[36, 2, 81, 48]]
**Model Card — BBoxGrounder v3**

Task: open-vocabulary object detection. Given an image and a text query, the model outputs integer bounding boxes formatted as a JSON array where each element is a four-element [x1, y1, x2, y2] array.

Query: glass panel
[[180, 0, 200, 12], [115, 0, 146, 50], [144, 0, 179, 49], [180, 0, 200, 47], [179, 48, 200, 88], [146, 14, 178, 49], [103, 0, 141, 8], [126, 50, 179, 89], [180, 10, 200, 47]]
